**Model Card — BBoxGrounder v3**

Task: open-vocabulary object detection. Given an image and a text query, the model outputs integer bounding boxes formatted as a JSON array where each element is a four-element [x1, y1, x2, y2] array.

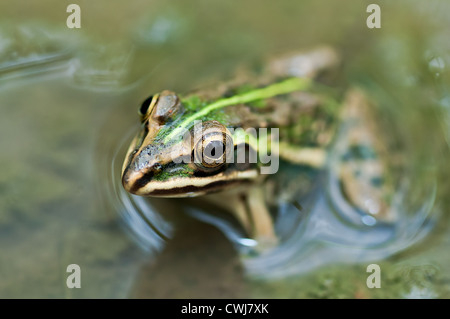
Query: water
[[1, 0, 449, 298]]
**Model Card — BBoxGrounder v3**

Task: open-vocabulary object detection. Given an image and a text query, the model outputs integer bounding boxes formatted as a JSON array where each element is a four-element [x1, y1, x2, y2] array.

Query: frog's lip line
[[133, 169, 258, 197]]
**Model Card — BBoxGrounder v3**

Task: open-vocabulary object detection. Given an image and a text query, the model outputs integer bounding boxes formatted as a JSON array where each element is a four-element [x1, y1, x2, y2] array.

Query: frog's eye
[[139, 94, 159, 122], [151, 90, 183, 124], [192, 121, 233, 172]]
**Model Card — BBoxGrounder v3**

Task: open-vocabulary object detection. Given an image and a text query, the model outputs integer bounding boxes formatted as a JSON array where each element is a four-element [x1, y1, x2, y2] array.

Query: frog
[[121, 46, 394, 250]]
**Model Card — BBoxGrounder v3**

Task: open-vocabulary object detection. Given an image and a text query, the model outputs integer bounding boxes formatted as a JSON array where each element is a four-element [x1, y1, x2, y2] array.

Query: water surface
[[1, 0, 449, 298]]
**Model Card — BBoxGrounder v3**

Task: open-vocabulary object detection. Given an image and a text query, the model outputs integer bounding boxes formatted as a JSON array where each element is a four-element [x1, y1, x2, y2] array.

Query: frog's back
[[186, 46, 344, 149]]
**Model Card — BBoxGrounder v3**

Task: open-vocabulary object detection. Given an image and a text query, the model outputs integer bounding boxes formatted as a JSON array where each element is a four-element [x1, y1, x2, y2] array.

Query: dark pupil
[[205, 140, 225, 159], [139, 95, 153, 115]]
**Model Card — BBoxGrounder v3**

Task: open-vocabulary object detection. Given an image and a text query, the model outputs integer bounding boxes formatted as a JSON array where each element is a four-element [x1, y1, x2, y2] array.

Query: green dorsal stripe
[[164, 77, 312, 142]]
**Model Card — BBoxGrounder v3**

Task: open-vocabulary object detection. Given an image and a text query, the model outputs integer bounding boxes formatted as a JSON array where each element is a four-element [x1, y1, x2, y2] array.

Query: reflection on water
[[0, 23, 136, 91], [106, 128, 173, 254], [0, 24, 74, 85], [0, 23, 152, 298]]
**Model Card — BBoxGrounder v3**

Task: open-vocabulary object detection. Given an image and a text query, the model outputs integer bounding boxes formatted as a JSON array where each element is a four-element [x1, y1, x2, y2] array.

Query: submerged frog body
[[121, 47, 393, 248]]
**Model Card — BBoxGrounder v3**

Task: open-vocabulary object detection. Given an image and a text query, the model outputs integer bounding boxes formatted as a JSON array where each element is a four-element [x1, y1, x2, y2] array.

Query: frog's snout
[[122, 167, 143, 194], [122, 161, 165, 195]]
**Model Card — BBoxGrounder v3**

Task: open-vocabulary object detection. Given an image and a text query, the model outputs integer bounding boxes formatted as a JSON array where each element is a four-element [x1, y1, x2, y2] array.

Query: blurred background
[[0, 0, 449, 298]]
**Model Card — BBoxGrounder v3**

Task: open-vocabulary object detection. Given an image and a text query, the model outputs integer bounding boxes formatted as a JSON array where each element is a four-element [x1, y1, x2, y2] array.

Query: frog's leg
[[203, 187, 278, 249], [245, 186, 278, 248], [204, 192, 253, 236], [276, 144, 326, 168]]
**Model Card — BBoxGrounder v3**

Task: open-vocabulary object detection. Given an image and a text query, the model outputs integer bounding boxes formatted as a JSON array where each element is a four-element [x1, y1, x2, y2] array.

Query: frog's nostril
[[122, 168, 154, 195], [151, 163, 163, 172]]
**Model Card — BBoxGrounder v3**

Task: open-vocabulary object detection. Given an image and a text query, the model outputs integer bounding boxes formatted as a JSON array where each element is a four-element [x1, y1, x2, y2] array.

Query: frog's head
[[121, 91, 259, 197]]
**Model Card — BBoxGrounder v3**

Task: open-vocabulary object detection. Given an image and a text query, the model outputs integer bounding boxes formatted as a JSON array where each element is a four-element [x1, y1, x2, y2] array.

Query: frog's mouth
[[122, 167, 258, 198]]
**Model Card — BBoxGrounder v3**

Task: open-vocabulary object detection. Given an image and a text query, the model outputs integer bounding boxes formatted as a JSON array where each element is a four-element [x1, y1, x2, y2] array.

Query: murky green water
[[1, 0, 450, 298]]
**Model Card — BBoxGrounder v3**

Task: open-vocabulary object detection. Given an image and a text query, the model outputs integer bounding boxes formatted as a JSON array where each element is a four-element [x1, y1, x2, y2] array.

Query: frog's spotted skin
[[335, 89, 393, 222], [121, 47, 393, 247]]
